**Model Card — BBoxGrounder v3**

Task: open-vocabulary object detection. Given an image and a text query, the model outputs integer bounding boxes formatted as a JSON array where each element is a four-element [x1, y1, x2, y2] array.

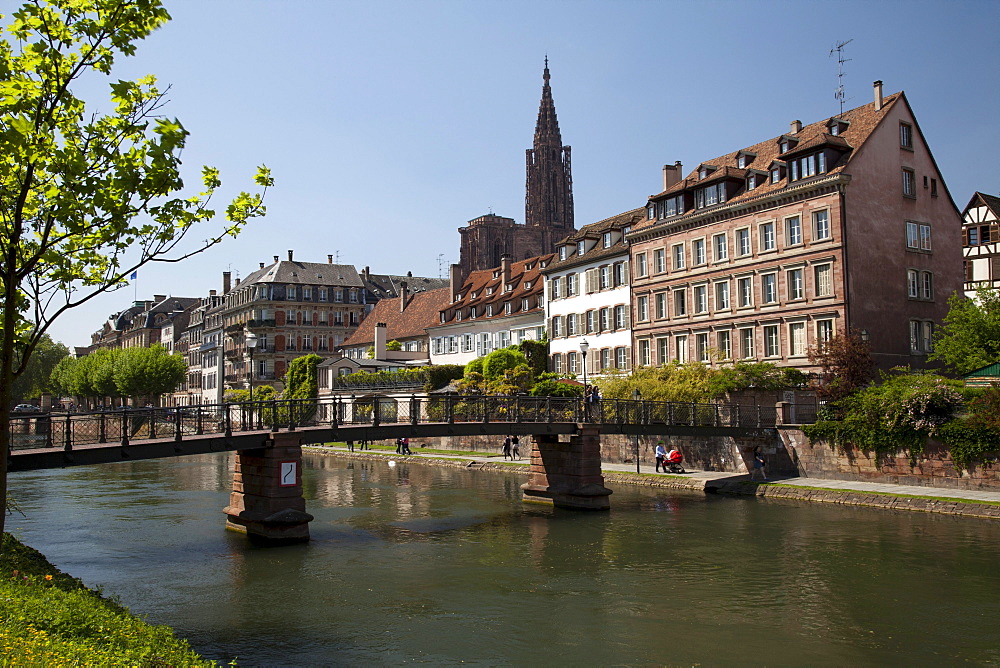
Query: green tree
[[10, 333, 67, 403], [0, 1, 271, 540], [482, 348, 529, 381], [930, 287, 1000, 374], [386, 340, 402, 351], [113, 345, 186, 404]]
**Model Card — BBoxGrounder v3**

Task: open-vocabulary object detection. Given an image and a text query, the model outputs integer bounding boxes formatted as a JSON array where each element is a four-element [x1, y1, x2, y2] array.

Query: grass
[[315, 441, 515, 459], [0, 533, 213, 667]]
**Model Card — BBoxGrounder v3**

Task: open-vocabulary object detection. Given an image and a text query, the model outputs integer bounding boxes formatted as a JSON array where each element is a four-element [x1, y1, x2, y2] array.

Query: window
[[654, 248, 666, 273], [568, 351, 579, 375], [715, 281, 730, 310], [717, 331, 732, 360], [696, 333, 710, 362], [770, 167, 781, 184], [522, 298, 530, 311], [286, 285, 297, 301], [599, 308, 610, 331], [462, 333, 475, 353], [550, 277, 563, 299], [637, 296, 649, 322], [657, 338, 669, 366], [586, 310, 595, 333], [740, 328, 755, 359], [814, 264, 833, 297], [319, 288, 328, 302], [635, 253, 648, 278], [813, 210, 831, 240], [785, 216, 802, 246], [900, 122, 913, 149], [673, 289, 687, 316], [902, 168, 916, 198], [920, 224, 931, 251], [567, 313, 578, 335], [713, 233, 728, 261], [672, 244, 686, 270], [908, 269, 933, 299], [747, 174, 757, 191], [907, 222, 932, 251], [816, 319, 834, 344], [661, 195, 684, 218], [567, 273, 578, 296], [613, 262, 628, 286], [760, 222, 775, 251], [789, 152, 826, 181], [733, 277, 751, 308], [789, 322, 806, 356], [600, 348, 611, 370], [762, 273, 777, 304], [764, 325, 780, 357], [787, 268, 804, 300], [921, 271, 933, 300], [603, 232, 613, 248], [614, 305, 628, 329], [694, 285, 708, 313], [552, 354, 563, 374], [693, 239, 706, 265], [736, 228, 751, 256], [638, 339, 651, 367], [559, 246, 568, 261], [910, 320, 934, 353], [615, 347, 628, 370], [599, 265, 611, 290], [577, 240, 586, 256], [655, 292, 667, 319], [675, 335, 688, 363], [551, 316, 563, 338], [303, 286, 312, 300], [695, 183, 726, 209]]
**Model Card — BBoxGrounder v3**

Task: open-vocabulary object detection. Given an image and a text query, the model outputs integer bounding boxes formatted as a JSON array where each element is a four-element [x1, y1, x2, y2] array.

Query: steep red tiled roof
[[633, 92, 903, 231], [341, 287, 451, 347], [439, 253, 556, 324]]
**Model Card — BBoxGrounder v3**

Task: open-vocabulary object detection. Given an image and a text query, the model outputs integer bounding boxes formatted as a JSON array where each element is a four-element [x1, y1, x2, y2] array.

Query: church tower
[[457, 60, 576, 277], [525, 58, 574, 246]]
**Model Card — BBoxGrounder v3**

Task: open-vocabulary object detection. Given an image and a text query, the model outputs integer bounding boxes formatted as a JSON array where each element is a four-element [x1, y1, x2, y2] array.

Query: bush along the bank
[[802, 369, 991, 468], [0, 533, 212, 666]]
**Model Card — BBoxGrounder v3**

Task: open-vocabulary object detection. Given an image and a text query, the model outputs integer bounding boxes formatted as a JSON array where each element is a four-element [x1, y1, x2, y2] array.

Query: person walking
[[502, 435, 512, 461], [511, 435, 520, 460], [655, 441, 667, 473], [401, 437, 412, 455], [750, 446, 767, 480]]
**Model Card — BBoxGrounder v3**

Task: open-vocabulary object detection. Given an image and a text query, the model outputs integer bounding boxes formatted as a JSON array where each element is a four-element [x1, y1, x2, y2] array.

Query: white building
[[962, 192, 1000, 296], [542, 209, 645, 377]]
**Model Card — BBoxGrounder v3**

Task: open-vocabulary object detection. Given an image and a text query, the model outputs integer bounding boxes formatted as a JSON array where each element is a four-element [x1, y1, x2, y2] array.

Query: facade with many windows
[[629, 83, 962, 371], [962, 192, 1000, 296], [427, 255, 551, 366], [542, 209, 643, 376]]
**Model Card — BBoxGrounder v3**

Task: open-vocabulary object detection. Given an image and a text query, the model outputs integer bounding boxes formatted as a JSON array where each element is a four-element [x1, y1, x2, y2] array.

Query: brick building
[[628, 82, 962, 372]]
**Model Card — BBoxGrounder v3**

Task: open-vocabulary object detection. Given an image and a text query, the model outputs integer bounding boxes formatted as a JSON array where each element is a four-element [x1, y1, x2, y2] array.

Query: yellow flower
[[44, 575, 53, 581]]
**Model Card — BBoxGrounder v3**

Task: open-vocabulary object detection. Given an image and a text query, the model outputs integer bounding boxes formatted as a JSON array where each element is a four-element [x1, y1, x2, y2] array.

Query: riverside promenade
[[306, 443, 1000, 520]]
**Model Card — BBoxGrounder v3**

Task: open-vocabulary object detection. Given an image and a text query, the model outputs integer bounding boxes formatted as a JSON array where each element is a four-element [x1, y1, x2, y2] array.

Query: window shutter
[[624, 308, 631, 329], [623, 260, 630, 285], [625, 346, 632, 371], [586, 268, 598, 293], [992, 256, 1000, 280]]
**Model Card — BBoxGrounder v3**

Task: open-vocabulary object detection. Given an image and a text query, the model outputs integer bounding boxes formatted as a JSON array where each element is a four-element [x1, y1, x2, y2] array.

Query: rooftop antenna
[[830, 39, 853, 115], [437, 254, 446, 279], [335, 250, 340, 264]]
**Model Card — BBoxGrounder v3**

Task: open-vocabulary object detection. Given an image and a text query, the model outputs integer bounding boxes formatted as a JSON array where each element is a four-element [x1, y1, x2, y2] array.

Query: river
[[8, 452, 1000, 666]]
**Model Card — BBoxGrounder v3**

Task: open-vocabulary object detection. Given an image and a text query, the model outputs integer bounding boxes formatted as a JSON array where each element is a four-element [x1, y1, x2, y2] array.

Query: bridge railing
[[7, 395, 778, 454]]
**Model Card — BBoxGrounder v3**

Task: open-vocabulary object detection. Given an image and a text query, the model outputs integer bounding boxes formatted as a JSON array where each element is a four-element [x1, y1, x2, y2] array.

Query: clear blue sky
[[43, 0, 1000, 347]]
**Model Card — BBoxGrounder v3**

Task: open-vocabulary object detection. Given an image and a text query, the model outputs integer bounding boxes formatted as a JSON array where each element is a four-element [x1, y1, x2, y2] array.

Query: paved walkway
[[308, 444, 1000, 505]]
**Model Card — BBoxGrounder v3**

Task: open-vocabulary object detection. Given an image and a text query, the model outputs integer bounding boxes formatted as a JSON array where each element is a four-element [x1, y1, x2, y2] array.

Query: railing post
[[98, 412, 107, 443], [271, 400, 279, 432], [514, 395, 521, 423], [148, 407, 157, 439], [734, 404, 740, 427], [174, 408, 182, 442], [446, 394, 455, 424], [288, 400, 297, 431], [196, 406, 204, 435], [372, 398, 380, 428], [482, 396, 489, 424], [63, 414, 72, 453], [546, 395, 553, 423], [225, 404, 232, 437], [756, 405, 762, 428], [689, 402, 696, 426], [410, 395, 419, 426], [121, 410, 130, 447], [668, 402, 674, 425], [714, 404, 720, 427], [332, 396, 341, 427]]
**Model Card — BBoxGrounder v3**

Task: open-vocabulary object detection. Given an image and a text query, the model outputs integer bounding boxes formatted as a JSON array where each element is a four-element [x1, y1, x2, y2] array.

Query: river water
[[8, 452, 1000, 666]]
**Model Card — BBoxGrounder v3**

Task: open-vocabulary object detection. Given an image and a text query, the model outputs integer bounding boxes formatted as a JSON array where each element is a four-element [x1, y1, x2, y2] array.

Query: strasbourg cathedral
[[457, 60, 575, 275]]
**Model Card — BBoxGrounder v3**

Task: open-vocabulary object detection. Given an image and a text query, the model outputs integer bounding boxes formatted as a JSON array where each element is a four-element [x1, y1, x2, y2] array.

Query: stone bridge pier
[[224, 431, 314, 544], [522, 424, 612, 510]]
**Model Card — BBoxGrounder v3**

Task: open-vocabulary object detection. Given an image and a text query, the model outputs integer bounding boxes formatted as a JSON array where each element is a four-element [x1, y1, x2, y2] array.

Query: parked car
[[12, 404, 41, 415]]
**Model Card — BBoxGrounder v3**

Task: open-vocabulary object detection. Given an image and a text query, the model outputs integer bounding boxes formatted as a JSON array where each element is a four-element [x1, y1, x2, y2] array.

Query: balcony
[[247, 318, 276, 328]]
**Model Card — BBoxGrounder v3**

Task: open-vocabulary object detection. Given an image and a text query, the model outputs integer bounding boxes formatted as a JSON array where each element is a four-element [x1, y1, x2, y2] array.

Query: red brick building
[[628, 82, 962, 372]]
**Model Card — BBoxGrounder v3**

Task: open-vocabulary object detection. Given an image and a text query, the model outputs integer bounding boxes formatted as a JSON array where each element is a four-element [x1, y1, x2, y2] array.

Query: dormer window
[[660, 194, 684, 218], [486, 305, 494, 317], [827, 118, 849, 137], [769, 161, 786, 184], [736, 151, 756, 169], [524, 281, 532, 289], [486, 286, 495, 295], [694, 182, 726, 210], [577, 241, 585, 256], [505, 302, 512, 314], [697, 165, 716, 180], [789, 152, 827, 181], [747, 174, 757, 190], [456, 310, 462, 321], [440, 312, 446, 323], [505, 283, 513, 292], [622, 226, 631, 235], [539, 260, 547, 268], [522, 298, 529, 310], [471, 291, 479, 299], [778, 136, 799, 154], [647, 203, 656, 219], [470, 307, 476, 319], [492, 270, 500, 278], [559, 246, 568, 261], [603, 232, 612, 248], [779, 140, 789, 153]]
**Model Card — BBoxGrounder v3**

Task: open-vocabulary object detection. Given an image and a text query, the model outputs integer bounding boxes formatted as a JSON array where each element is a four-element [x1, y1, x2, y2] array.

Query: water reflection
[[8, 452, 1000, 666]]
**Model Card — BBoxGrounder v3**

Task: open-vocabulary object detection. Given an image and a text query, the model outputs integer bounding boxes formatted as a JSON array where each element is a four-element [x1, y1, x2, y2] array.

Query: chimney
[[287, 249, 294, 261], [374, 322, 388, 361], [259, 262, 265, 269], [153, 294, 166, 303], [328, 254, 333, 264], [223, 271, 231, 294], [790, 119, 802, 134], [873, 80, 884, 111], [399, 281, 409, 312], [235, 277, 241, 286], [449, 263, 464, 303], [663, 161, 683, 190], [273, 255, 279, 264], [501, 254, 512, 285], [209, 289, 216, 296]]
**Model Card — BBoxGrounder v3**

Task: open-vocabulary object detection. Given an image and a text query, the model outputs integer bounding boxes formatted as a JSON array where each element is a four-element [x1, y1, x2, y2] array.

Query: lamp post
[[245, 329, 258, 428], [580, 338, 590, 421], [633, 388, 641, 474]]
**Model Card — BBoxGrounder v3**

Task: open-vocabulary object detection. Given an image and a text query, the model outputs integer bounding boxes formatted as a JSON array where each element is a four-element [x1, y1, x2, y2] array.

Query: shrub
[[423, 364, 465, 392], [482, 348, 529, 381]]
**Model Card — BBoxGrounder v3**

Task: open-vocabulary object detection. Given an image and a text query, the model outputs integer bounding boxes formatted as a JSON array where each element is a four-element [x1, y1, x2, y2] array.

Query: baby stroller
[[664, 449, 686, 474]]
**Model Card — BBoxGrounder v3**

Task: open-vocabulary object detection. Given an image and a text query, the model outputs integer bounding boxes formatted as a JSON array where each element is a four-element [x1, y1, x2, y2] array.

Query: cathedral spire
[[526, 59, 574, 237]]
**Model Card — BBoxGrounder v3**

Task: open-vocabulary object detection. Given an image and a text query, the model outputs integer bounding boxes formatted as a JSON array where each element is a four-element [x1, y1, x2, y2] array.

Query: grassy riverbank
[[0, 533, 212, 666]]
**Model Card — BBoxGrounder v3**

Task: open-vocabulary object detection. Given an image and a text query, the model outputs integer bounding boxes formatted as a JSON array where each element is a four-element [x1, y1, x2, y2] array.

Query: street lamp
[[245, 329, 258, 397], [580, 338, 590, 387], [633, 388, 642, 474]]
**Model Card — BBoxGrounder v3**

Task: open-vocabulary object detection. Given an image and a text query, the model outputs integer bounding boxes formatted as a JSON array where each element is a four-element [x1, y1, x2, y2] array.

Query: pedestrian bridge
[[7, 395, 786, 543]]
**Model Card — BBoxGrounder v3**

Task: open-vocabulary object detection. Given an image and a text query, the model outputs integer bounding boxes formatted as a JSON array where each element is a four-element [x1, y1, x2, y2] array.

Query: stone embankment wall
[[779, 427, 1000, 491]]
